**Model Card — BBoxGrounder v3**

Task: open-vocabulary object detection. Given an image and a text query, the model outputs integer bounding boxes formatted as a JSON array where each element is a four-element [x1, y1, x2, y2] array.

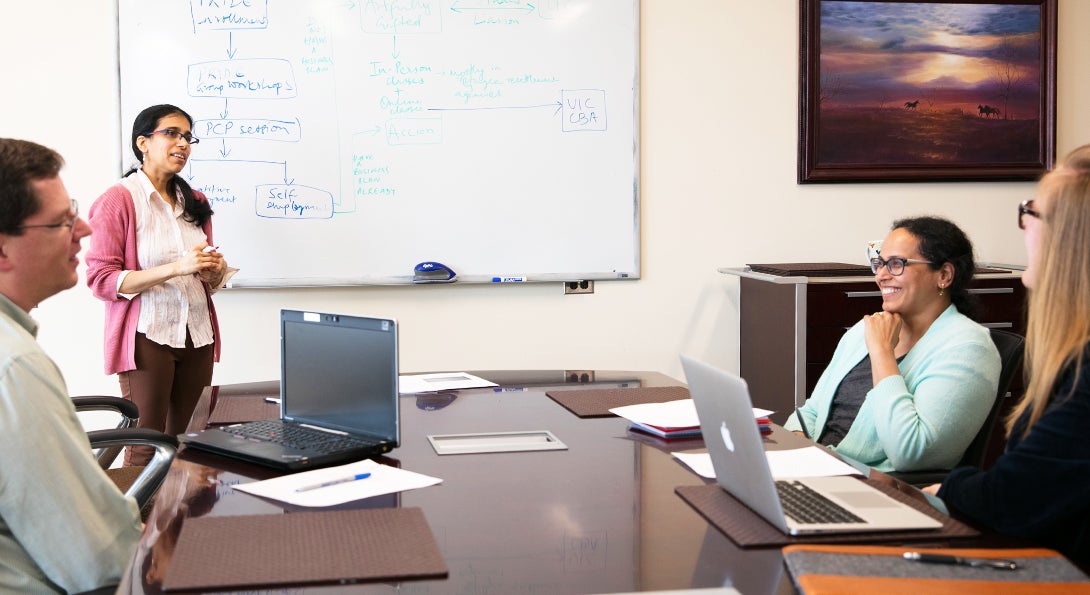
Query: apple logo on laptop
[[719, 421, 735, 452]]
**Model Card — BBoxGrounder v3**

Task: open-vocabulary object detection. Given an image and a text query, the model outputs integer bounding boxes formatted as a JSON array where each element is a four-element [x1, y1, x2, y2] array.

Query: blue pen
[[294, 472, 371, 492], [492, 276, 527, 283]]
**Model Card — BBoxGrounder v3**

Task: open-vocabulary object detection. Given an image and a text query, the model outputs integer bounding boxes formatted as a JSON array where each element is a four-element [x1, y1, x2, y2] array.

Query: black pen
[[795, 408, 811, 439], [903, 552, 1018, 570]]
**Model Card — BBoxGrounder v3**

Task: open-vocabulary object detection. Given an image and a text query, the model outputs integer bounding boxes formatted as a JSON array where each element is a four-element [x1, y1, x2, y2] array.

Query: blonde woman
[[925, 145, 1090, 566]]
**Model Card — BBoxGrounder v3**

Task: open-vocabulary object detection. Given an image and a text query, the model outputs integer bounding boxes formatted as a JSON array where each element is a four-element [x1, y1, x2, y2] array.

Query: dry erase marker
[[903, 552, 1018, 570], [294, 472, 372, 493], [201, 245, 218, 253], [492, 276, 527, 283], [264, 397, 281, 404]]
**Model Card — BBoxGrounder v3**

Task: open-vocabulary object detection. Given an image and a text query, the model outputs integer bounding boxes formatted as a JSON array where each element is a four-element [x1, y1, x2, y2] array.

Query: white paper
[[610, 399, 699, 427], [399, 372, 498, 394], [609, 399, 773, 428], [673, 451, 717, 478], [673, 446, 863, 480], [231, 459, 442, 507]]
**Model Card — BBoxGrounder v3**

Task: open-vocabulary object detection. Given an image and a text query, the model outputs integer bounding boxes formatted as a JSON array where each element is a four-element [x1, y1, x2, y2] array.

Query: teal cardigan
[[785, 305, 1000, 473]]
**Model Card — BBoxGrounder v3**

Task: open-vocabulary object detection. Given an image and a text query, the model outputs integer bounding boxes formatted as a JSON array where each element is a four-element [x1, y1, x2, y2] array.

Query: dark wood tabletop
[[116, 370, 967, 594]]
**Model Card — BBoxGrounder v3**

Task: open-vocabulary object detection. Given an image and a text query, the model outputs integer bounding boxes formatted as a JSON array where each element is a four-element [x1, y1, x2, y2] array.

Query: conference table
[[117, 369, 958, 594]]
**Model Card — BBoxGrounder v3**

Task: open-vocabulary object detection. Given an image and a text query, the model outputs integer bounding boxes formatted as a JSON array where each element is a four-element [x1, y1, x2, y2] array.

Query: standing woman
[[924, 145, 1090, 566], [86, 104, 229, 466]]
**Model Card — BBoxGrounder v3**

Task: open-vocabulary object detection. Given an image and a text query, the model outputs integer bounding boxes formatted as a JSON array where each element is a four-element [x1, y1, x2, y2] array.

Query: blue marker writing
[[492, 276, 527, 283], [294, 472, 371, 492]]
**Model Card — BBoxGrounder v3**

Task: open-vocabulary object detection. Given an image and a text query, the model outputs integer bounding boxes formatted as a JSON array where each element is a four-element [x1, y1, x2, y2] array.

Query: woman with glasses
[[85, 104, 229, 467], [923, 146, 1090, 565], [785, 216, 1000, 473]]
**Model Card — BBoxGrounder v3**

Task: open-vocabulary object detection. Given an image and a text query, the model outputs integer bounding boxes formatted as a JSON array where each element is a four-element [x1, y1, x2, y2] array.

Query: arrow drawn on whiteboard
[[281, 163, 294, 186], [219, 139, 232, 159], [450, 1, 536, 14], [392, 34, 400, 60], [226, 32, 238, 60], [219, 99, 230, 120], [427, 100, 563, 114]]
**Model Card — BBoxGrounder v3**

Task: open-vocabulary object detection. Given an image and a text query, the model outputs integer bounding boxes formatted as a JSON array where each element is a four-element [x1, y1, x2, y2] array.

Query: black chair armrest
[[73, 396, 140, 469], [87, 429, 178, 509], [71, 396, 140, 421]]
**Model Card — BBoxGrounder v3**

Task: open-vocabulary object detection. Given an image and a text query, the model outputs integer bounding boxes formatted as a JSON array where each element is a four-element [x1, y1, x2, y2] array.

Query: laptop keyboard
[[775, 480, 865, 525], [225, 420, 377, 455]]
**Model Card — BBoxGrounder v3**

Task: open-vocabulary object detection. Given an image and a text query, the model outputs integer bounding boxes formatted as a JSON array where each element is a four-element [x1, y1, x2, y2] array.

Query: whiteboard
[[118, 0, 639, 287]]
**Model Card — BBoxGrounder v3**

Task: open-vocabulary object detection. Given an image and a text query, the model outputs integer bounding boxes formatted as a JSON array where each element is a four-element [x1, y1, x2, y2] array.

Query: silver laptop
[[680, 354, 942, 535]]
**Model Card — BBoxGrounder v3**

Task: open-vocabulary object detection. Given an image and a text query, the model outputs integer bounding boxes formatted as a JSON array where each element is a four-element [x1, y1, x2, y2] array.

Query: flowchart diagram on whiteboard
[[118, 0, 640, 287]]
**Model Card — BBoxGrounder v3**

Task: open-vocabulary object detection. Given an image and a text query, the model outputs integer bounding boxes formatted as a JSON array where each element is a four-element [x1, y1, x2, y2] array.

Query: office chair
[[73, 396, 179, 510], [887, 328, 1025, 487], [73, 395, 139, 469]]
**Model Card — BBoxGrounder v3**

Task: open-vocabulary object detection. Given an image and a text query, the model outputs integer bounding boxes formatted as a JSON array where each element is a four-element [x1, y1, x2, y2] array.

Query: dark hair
[[891, 216, 979, 320], [0, 138, 64, 235], [127, 104, 212, 227]]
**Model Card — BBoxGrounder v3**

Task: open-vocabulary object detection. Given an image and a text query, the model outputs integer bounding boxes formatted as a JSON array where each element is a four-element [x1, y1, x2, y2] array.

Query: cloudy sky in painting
[[819, 2, 1042, 116]]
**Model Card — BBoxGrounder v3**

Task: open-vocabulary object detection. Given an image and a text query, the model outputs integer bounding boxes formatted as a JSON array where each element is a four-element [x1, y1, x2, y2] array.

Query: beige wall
[[4, 1, 1089, 396]]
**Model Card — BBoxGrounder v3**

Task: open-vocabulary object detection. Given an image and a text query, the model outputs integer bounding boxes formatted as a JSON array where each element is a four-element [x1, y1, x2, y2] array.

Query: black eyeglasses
[[870, 256, 933, 276], [146, 128, 199, 144], [1018, 199, 1041, 230], [16, 199, 79, 233]]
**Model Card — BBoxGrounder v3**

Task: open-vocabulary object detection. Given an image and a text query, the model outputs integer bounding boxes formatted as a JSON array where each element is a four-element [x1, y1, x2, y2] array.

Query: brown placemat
[[747, 263, 873, 277], [545, 386, 690, 418], [163, 507, 447, 592], [675, 479, 978, 548], [208, 395, 280, 424]]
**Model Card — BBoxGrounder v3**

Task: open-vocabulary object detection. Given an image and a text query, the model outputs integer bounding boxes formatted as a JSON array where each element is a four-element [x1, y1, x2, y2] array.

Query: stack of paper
[[610, 399, 776, 441], [630, 420, 702, 439], [610, 399, 701, 439], [758, 412, 772, 436]]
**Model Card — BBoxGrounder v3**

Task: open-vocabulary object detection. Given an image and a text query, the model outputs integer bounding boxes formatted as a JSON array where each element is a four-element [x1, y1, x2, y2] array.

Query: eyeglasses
[[869, 256, 933, 276], [146, 128, 199, 144], [1018, 199, 1041, 230], [17, 199, 79, 232]]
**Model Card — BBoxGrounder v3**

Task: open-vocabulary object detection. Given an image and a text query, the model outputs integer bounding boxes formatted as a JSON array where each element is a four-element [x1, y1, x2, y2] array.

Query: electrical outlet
[[565, 370, 595, 383], [564, 280, 594, 294]]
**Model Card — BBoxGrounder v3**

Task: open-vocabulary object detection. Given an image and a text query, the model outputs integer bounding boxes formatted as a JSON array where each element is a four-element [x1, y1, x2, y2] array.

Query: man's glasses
[[870, 256, 933, 276], [146, 128, 200, 144], [17, 199, 79, 232], [1018, 199, 1041, 230]]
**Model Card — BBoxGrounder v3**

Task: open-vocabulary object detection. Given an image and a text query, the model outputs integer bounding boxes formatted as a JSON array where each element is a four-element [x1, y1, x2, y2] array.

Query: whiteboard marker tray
[[427, 431, 567, 455]]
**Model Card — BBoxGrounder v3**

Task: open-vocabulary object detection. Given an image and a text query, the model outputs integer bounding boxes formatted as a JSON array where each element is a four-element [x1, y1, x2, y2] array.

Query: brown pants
[[120, 332, 214, 466]]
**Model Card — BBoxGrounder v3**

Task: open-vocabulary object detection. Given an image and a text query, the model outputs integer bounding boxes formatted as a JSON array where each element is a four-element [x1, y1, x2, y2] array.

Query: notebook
[[679, 355, 942, 536], [181, 310, 400, 470], [746, 262, 873, 277]]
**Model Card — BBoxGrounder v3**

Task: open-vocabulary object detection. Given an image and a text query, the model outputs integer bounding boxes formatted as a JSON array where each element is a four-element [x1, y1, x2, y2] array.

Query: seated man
[[0, 138, 141, 592]]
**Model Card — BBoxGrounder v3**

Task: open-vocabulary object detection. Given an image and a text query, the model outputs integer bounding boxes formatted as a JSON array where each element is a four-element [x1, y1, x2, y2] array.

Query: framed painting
[[798, 0, 1056, 183]]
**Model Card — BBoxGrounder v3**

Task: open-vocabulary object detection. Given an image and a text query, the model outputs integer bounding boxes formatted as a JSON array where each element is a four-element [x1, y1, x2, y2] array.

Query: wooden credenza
[[719, 265, 1026, 441]]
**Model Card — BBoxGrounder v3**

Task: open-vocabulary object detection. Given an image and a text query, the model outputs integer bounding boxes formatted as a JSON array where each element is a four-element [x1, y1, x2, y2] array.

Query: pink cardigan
[[84, 182, 222, 375]]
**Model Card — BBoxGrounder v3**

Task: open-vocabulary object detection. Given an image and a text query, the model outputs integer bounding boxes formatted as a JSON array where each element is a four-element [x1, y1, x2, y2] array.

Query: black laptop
[[181, 310, 400, 470]]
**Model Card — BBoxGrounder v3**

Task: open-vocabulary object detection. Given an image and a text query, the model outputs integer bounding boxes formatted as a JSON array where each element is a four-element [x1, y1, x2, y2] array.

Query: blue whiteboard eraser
[[413, 261, 457, 283]]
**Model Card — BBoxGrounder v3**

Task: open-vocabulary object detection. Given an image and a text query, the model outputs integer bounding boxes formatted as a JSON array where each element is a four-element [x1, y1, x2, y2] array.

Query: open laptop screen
[[280, 311, 399, 443]]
